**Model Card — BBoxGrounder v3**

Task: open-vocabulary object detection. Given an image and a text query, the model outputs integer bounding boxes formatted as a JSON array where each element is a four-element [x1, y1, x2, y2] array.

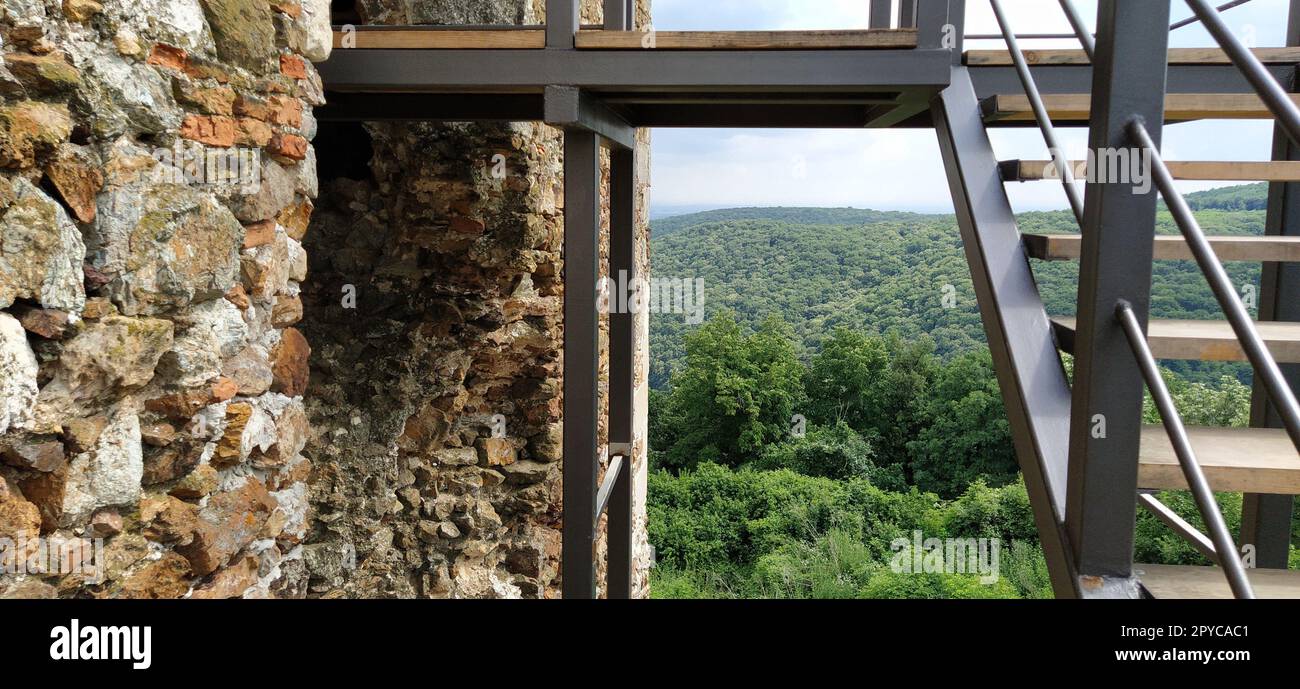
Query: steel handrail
[[1117, 301, 1255, 599], [1186, 0, 1300, 149], [1057, 0, 1094, 59], [988, 0, 1086, 225], [1173, 0, 1254, 31], [1130, 120, 1300, 452]]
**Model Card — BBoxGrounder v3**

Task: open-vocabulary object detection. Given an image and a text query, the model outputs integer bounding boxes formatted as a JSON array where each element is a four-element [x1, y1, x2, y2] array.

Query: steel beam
[[544, 86, 636, 150], [314, 93, 544, 122], [562, 129, 601, 599], [547, 0, 578, 48], [318, 48, 954, 93], [933, 67, 1078, 598], [607, 146, 636, 599], [1245, 0, 1300, 570], [1065, 0, 1170, 584]]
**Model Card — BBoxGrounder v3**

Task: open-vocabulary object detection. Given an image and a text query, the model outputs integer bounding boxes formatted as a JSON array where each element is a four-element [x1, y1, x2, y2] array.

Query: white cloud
[[650, 0, 1291, 213]]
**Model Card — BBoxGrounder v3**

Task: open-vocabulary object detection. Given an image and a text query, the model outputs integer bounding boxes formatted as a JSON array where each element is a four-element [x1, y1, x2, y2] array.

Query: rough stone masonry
[[0, 0, 650, 599]]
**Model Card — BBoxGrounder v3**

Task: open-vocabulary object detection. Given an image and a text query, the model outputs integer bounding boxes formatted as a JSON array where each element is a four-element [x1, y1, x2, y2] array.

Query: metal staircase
[[315, 0, 1300, 598], [938, 0, 1300, 598]]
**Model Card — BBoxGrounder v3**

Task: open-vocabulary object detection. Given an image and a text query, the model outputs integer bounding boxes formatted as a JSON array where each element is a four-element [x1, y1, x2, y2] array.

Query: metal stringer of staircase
[[937, 0, 1300, 598]]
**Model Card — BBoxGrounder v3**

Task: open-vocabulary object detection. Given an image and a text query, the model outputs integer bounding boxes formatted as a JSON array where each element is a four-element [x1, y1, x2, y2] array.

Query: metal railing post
[[1065, 0, 1170, 584], [870, 0, 893, 29], [562, 128, 601, 599], [607, 146, 637, 599], [547, 0, 579, 48]]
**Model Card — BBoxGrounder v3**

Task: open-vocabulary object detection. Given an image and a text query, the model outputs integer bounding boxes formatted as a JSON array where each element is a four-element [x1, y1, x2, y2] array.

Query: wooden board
[[1137, 425, 1300, 494], [1007, 159, 1300, 182], [331, 28, 547, 49], [1137, 563, 1300, 599], [574, 29, 918, 50], [986, 93, 1300, 122], [1050, 317, 1300, 363], [966, 46, 1300, 66], [1023, 233, 1300, 262]]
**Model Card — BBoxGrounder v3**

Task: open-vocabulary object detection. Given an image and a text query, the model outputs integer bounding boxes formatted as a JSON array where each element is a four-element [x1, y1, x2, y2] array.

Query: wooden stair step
[[1024, 233, 1300, 262], [573, 29, 918, 50], [1138, 425, 1300, 494], [984, 93, 1300, 123], [1050, 317, 1300, 363], [1137, 563, 1300, 599], [1002, 159, 1300, 182], [331, 27, 547, 49], [966, 46, 1300, 66]]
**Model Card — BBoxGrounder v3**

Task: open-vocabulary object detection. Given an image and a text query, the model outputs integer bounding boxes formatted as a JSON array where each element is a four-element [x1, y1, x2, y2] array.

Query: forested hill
[[650, 207, 928, 238], [647, 185, 1266, 389]]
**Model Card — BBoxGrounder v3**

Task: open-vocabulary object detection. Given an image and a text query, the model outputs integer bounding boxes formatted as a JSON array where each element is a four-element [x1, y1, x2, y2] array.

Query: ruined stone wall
[[0, 0, 330, 598], [302, 0, 653, 598]]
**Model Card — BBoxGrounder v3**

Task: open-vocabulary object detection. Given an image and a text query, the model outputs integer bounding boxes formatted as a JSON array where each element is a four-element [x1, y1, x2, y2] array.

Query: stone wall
[[0, 0, 330, 598], [0, 0, 652, 600], [301, 0, 653, 598]]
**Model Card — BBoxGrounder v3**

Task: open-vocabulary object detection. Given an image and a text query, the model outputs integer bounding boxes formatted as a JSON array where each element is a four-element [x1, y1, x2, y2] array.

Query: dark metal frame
[[1063, 0, 1170, 592]]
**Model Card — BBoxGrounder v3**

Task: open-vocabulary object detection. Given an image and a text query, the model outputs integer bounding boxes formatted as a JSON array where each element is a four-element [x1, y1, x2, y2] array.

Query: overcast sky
[[648, 0, 1290, 215]]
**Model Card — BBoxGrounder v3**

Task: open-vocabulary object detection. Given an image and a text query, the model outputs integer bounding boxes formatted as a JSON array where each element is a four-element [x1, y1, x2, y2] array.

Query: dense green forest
[[648, 186, 1267, 389], [644, 183, 1298, 599]]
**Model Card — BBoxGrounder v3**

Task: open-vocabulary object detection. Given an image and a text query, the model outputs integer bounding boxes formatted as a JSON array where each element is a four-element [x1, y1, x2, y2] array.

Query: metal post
[[870, 0, 893, 29], [562, 129, 601, 599], [606, 146, 636, 599], [603, 0, 630, 31], [547, 0, 579, 48], [915, 0, 960, 54], [900, 0, 918, 28], [1245, 0, 1300, 569], [933, 67, 1079, 598], [1065, 0, 1170, 582]]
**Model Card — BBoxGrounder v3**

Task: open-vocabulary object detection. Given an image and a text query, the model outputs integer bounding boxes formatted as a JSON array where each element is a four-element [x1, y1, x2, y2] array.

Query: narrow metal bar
[[1065, 0, 1170, 582], [988, 0, 1085, 225], [595, 456, 625, 521], [547, 0, 579, 48], [1172, 0, 1254, 31], [966, 33, 1083, 40], [603, 0, 629, 31], [1137, 493, 1220, 564], [1057, 0, 1095, 59], [933, 67, 1079, 598], [1117, 302, 1255, 599], [1244, 0, 1300, 570], [607, 145, 637, 599], [900, 0, 918, 28], [1131, 119, 1300, 452], [870, 0, 893, 29], [561, 128, 601, 599], [1187, 0, 1300, 147]]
